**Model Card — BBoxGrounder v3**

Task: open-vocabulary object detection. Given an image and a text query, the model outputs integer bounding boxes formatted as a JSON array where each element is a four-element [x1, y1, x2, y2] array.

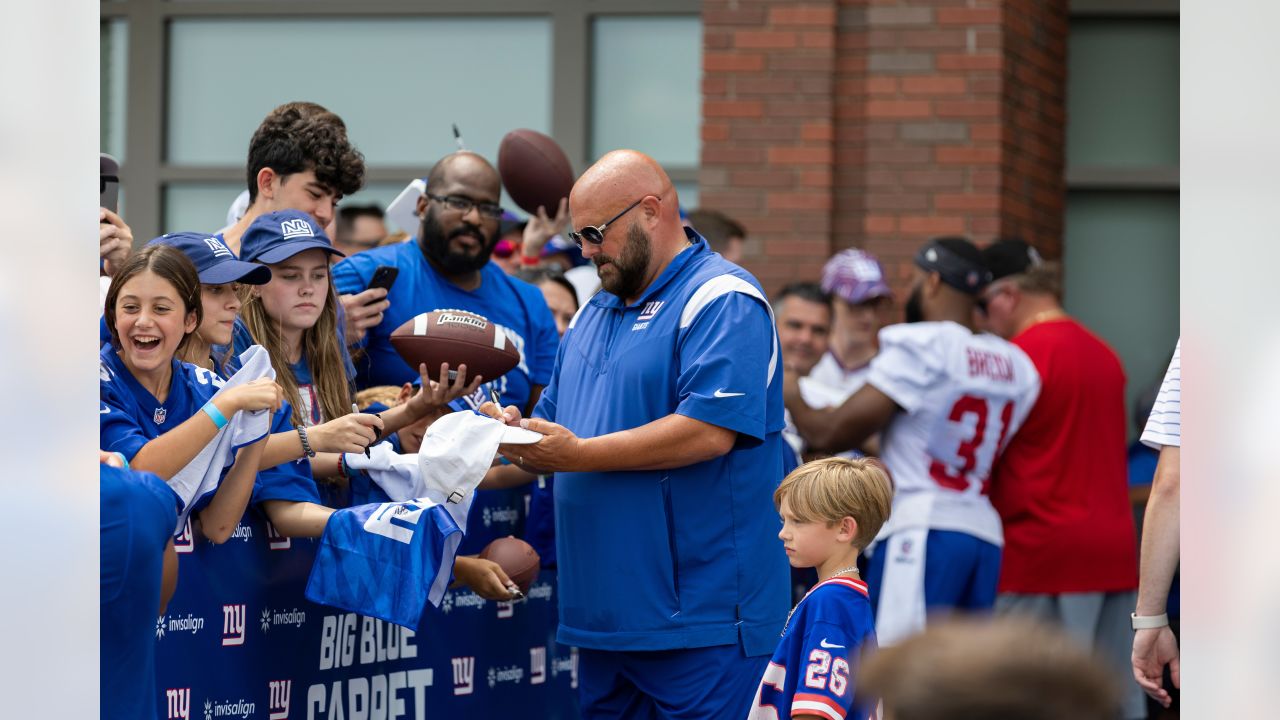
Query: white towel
[[166, 345, 275, 533], [344, 411, 542, 531]]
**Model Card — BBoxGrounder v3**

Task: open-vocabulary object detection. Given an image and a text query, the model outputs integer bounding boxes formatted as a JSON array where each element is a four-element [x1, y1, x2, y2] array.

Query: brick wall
[[700, 0, 1068, 298]]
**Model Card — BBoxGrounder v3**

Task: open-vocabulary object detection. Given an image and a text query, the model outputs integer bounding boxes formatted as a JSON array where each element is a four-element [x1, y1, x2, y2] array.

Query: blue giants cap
[[239, 209, 345, 265], [148, 232, 272, 285]]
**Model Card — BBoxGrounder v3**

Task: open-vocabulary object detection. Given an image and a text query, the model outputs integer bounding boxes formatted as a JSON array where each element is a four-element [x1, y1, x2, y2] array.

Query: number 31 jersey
[[869, 321, 1040, 546]]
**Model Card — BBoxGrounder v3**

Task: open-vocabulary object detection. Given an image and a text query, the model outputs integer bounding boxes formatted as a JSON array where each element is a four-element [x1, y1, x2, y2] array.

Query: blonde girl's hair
[[774, 457, 894, 550], [237, 275, 351, 427]]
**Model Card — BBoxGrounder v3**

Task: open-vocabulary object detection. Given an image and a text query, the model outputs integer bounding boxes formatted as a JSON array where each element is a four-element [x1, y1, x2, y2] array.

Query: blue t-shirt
[[218, 316, 357, 387], [534, 232, 790, 655], [524, 474, 556, 569], [100, 464, 178, 720], [747, 577, 878, 720], [331, 240, 559, 412]]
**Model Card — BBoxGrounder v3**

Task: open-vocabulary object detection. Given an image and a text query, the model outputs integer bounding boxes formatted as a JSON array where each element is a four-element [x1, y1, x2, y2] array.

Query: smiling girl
[[235, 210, 477, 538], [99, 244, 283, 543]]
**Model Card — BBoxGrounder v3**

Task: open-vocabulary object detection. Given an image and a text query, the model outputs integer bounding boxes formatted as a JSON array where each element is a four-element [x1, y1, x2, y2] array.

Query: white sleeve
[[867, 325, 946, 413], [1141, 339, 1181, 448]]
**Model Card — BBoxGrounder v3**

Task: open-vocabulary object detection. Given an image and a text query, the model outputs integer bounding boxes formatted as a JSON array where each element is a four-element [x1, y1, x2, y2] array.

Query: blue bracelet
[[202, 401, 228, 430], [112, 452, 129, 470]]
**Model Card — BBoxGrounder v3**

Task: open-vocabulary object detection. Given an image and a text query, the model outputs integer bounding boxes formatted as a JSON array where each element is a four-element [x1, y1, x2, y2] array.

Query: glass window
[[1066, 19, 1179, 169], [592, 16, 702, 166], [166, 18, 552, 167], [1063, 191, 1179, 433], [101, 20, 128, 160], [163, 183, 245, 235]]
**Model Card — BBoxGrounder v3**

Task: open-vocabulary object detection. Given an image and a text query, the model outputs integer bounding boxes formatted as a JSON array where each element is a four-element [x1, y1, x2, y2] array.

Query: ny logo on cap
[[203, 237, 233, 259], [280, 218, 314, 239]]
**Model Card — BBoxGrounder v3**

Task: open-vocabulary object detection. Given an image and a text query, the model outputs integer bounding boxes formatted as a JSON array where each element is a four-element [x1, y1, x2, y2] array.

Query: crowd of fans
[[99, 100, 1180, 720]]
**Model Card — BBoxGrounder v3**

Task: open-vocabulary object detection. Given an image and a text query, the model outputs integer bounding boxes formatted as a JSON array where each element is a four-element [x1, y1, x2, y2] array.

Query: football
[[389, 310, 521, 382], [479, 536, 541, 594], [498, 128, 575, 216]]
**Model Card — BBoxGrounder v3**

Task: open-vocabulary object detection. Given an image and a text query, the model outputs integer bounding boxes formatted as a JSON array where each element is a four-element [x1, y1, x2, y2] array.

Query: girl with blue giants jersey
[[99, 244, 283, 543], [234, 210, 477, 539]]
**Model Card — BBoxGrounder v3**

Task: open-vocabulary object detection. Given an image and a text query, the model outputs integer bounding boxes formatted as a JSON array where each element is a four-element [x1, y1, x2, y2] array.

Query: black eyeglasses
[[567, 197, 645, 249], [426, 193, 504, 220]]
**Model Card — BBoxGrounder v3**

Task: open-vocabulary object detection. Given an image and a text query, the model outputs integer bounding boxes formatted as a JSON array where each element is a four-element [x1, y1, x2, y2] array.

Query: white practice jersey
[[869, 321, 1040, 545], [783, 374, 864, 460]]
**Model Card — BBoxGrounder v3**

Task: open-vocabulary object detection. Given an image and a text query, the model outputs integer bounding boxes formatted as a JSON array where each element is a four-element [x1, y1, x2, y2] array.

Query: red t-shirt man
[[990, 317, 1138, 593]]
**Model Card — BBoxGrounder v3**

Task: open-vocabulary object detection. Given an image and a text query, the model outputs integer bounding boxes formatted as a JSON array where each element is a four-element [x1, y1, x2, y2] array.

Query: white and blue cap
[[148, 232, 272, 285], [240, 209, 346, 265]]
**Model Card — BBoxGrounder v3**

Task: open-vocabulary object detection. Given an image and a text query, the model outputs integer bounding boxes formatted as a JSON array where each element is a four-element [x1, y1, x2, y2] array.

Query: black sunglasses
[[567, 197, 645, 249]]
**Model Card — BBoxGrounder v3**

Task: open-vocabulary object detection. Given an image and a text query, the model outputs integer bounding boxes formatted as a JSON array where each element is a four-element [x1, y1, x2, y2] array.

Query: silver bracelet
[[296, 425, 316, 458]]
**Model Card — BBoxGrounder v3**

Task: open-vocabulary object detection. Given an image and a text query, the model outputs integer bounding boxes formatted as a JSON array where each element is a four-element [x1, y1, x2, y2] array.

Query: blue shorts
[[866, 528, 1001, 615], [579, 644, 768, 720]]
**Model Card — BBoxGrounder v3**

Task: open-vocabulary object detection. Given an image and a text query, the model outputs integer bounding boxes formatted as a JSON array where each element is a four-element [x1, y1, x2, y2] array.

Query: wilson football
[[498, 128, 575, 217], [479, 536, 541, 594], [389, 310, 521, 382]]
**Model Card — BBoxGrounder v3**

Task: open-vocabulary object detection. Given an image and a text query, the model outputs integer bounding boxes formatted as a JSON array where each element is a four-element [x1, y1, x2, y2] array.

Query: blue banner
[[154, 487, 579, 720]]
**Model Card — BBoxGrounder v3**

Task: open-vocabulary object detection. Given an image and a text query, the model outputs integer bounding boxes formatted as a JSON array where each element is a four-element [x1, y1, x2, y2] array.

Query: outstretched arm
[[786, 374, 900, 454], [1132, 445, 1180, 707]]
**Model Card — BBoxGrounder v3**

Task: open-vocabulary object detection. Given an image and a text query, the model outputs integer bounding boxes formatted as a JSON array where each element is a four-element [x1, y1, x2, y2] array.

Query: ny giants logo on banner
[[530, 646, 547, 685], [451, 656, 475, 696], [268, 680, 292, 720], [266, 521, 291, 551], [174, 517, 194, 554], [222, 604, 246, 646], [166, 688, 191, 720], [495, 600, 514, 619]]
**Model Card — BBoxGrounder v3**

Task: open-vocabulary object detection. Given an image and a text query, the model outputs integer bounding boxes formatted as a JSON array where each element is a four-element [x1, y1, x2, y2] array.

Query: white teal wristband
[[202, 401, 229, 430]]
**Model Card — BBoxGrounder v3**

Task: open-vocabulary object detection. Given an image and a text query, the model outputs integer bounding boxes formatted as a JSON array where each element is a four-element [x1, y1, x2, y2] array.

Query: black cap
[[914, 237, 991, 296], [981, 238, 1044, 282]]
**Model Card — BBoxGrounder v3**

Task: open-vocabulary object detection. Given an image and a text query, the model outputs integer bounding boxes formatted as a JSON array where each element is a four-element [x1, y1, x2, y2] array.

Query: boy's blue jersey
[[100, 464, 177, 720], [331, 240, 559, 412], [748, 576, 878, 720]]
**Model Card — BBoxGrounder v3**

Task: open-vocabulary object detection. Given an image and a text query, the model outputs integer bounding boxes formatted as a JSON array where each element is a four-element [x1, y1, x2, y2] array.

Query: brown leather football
[[389, 310, 521, 382], [497, 128, 575, 216], [479, 536, 541, 594]]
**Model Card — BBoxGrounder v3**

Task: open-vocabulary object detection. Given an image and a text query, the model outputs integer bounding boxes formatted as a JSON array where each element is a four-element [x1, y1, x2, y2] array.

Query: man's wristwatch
[[1131, 612, 1169, 630]]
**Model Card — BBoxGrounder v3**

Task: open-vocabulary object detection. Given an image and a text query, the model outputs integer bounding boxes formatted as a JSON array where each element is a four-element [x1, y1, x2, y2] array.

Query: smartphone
[[368, 265, 399, 294], [100, 153, 120, 214]]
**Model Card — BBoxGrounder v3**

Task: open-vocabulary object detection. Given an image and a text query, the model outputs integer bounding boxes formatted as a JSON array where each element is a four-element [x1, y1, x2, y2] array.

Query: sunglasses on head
[[567, 197, 646, 249]]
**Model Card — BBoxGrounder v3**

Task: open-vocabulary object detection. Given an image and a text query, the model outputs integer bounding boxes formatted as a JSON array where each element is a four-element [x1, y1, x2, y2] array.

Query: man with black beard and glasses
[[785, 236, 1041, 646], [332, 151, 559, 416]]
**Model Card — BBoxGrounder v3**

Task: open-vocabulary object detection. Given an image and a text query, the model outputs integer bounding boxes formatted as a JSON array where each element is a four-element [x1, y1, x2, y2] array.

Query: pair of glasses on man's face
[[426, 193, 504, 220], [567, 197, 647, 250]]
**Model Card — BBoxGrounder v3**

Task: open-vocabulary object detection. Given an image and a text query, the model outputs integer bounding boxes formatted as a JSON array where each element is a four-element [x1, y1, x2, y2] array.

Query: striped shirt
[[1141, 339, 1181, 448]]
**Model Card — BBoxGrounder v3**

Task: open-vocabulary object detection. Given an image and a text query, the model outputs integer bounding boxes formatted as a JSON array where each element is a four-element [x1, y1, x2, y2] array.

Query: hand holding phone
[[100, 154, 120, 214]]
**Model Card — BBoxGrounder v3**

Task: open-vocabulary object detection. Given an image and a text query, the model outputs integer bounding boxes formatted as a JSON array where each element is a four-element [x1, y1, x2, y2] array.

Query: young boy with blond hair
[[747, 457, 894, 720]]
